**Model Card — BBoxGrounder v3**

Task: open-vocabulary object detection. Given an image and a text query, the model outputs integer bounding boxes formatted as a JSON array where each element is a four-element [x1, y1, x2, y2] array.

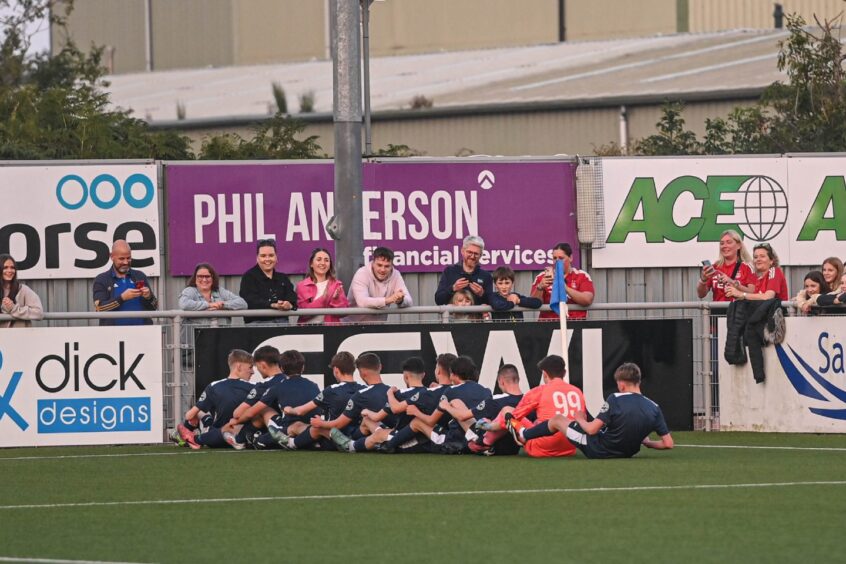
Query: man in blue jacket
[[435, 235, 507, 310], [92, 239, 157, 326]]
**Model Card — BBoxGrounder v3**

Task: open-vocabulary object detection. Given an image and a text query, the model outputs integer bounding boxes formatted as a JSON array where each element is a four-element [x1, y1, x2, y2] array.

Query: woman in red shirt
[[726, 243, 789, 302], [697, 229, 755, 301]]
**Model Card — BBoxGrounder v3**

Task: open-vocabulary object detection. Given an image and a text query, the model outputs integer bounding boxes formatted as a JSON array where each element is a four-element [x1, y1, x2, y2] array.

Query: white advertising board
[[0, 326, 163, 447], [718, 317, 846, 433], [0, 164, 160, 278], [595, 156, 846, 268]]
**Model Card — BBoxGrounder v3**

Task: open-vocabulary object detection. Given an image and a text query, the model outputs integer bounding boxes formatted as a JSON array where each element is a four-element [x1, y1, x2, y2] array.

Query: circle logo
[[735, 176, 789, 242]]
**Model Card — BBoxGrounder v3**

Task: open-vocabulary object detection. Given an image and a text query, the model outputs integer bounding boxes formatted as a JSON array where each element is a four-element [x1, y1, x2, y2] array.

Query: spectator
[[179, 262, 247, 320], [93, 240, 157, 326], [346, 246, 412, 323], [530, 242, 595, 320], [0, 254, 43, 328], [435, 235, 503, 309], [296, 248, 349, 325], [795, 271, 828, 315], [725, 243, 789, 302], [816, 273, 846, 309], [490, 266, 541, 321], [239, 238, 297, 324], [697, 229, 756, 302], [821, 257, 844, 292], [449, 289, 481, 322]]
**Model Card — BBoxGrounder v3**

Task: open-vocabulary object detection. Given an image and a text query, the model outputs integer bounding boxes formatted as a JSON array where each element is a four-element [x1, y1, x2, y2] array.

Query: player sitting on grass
[[289, 352, 389, 452], [434, 363, 523, 455], [268, 351, 363, 450], [172, 349, 255, 449], [224, 350, 319, 449], [480, 355, 584, 457], [378, 355, 492, 453], [221, 345, 286, 448], [510, 362, 673, 458], [330, 356, 433, 453]]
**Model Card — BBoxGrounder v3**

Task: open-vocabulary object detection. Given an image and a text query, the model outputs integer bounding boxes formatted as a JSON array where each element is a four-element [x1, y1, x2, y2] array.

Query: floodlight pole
[[329, 0, 365, 288]]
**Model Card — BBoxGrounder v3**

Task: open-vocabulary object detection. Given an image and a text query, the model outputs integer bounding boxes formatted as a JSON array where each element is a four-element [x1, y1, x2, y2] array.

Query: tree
[[198, 114, 323, 160], [631, 13, 846, 156], [0, 0, 193, 159]]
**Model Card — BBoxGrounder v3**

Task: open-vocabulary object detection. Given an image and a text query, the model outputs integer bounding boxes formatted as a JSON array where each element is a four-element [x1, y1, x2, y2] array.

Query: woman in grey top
[[179, 262, 247, 321], [1, 254, 44, 328]]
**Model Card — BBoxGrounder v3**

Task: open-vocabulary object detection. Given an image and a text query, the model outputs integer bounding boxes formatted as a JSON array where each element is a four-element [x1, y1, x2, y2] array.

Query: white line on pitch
[[1, 481, 844, 511], [0, 557, 155, 564], [677, 444, 846, 452], [0, 451, 207, 462]]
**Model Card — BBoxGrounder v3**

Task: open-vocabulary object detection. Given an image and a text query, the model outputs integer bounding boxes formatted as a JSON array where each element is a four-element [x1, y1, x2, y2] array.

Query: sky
[[0, 1, 51, 54]]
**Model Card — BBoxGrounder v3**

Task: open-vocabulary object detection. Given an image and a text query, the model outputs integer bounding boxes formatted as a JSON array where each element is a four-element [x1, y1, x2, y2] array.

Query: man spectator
[[239, 238, 297, 324], [531, 242, 595, 320], [346, 246, 412, 323], [93, 239, 157, 326], [435, 235, 504, 309]]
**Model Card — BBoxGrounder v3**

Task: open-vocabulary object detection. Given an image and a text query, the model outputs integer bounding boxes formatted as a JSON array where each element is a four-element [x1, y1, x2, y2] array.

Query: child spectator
[[489, 266, 541, 321], [449, 289, 482, 321]]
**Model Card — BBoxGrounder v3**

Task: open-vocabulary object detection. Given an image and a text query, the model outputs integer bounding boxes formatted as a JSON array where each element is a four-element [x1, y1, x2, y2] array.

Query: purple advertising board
[[166, 161, 577, 275]]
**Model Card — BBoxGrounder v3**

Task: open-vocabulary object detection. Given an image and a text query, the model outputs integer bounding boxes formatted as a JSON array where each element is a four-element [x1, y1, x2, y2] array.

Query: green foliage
[[373, 143, 424, 157], [298, 90, 315, 113], [632, 13, 846, 156], [198, 113, 323, 159], [0, 0, 193, 160], [271, 81, 287, 114]]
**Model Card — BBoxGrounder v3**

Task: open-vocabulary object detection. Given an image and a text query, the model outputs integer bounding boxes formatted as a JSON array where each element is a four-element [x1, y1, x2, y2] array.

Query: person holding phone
[[696, 229, 756, 302], [93, 239, 158, 326], [531, 242, 594, 320]]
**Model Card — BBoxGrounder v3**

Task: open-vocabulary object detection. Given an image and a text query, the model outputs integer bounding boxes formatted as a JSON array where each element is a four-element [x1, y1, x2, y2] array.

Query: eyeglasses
[[257, 238, 277, 250], [464, 250, 481, 258], [195, 274, 212, 280], [753, 243, 772, 250]]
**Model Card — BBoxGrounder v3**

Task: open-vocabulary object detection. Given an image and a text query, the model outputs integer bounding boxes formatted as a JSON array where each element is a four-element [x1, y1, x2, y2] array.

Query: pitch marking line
[[1, 481, 844, 511], [3, 443, 846, 462], [0, 557, 154, 564], [677, 444, 846, 452]]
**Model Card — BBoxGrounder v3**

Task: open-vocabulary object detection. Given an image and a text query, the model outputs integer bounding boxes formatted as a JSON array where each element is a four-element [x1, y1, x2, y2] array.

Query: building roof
[[105, 28, 789, 125]]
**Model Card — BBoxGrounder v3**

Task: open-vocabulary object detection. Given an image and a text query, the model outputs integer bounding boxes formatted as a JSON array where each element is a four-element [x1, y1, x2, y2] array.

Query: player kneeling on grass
[[280, 352, 389, 452], [511, 362, 673, 459], [225, 350, 319, 449], [268, 351, 363, 450], [438, 363, 524, 455], [221, 345, 287, 448], [171, 349, 255, 449], [479, 355, 584, 457], [330, 356, 434, 453], [379, 355, 492, 454]]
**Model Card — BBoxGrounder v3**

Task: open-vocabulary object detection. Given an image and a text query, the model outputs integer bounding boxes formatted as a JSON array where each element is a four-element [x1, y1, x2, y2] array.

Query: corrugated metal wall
[[565, 0, 678, 41], [233, 0, 327, 64], [688, 0, 846, 31]]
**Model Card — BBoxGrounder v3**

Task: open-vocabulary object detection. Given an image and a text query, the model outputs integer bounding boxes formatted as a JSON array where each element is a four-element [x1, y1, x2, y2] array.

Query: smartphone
[[135, 280, 146, 289], [701, 260, 711, 267]]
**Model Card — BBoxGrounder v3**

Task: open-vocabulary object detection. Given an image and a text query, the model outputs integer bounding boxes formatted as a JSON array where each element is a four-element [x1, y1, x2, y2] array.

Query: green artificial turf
[[0, 432, 844, 564]]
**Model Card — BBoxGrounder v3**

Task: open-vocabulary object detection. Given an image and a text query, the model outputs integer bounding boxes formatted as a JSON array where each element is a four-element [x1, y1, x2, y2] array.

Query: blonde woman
[[697, 230, 755, 301]]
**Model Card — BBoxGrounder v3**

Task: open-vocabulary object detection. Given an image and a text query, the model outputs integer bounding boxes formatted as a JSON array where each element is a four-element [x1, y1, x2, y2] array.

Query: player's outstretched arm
[[285, 401, 318, 417], [386, 387, 409, 414], [642, 433, 674, 450], [312, 413, 353, 430], [574, 411, 604, 435]]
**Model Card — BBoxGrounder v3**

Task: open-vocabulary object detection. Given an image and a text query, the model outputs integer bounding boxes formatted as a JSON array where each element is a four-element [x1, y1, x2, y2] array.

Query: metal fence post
[[172, 314, 183, 431], [701, 303, 712, 432]]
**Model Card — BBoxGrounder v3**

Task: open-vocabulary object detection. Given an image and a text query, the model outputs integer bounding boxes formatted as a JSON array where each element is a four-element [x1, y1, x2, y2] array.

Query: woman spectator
[[817, 273, 846, 309], [794, 271, 828, 315], [725, 243, 789, 302], [239, 239, 297, 324], [295, 248, 349, 324], [179, 262, 247, 319], [821, 257, 844, 292], [697, 229, 755, 301], [1, 254, 44, 328]]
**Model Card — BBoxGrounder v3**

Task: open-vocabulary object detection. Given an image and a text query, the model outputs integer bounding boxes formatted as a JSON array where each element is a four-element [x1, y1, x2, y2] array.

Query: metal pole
[[701, 303, 712, 432], [144, 0, 153, 71], [329, 0, 365, 288], [171, 314, 183, 433], [362, 0, 373, 156]]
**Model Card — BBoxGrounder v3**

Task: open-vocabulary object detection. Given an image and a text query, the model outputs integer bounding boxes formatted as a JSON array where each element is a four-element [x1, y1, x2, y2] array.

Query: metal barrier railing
[[1, 300, 806, 433]]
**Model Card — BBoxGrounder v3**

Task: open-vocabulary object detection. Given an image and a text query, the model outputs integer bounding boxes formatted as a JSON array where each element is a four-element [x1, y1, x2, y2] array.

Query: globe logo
[[735, 176, 789, 242]]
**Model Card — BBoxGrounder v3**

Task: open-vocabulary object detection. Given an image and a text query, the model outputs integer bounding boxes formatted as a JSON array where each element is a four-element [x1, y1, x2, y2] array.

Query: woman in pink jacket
[[296, 248, 349, 324]]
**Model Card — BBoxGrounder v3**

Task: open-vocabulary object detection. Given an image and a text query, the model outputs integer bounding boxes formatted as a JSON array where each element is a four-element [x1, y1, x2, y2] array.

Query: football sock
[[293, 431, 316, 450], [522, 421, 554, 441], [352, 437, 368, 452], [183, 420, 197, 431], [384, 425, 416, 449]]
